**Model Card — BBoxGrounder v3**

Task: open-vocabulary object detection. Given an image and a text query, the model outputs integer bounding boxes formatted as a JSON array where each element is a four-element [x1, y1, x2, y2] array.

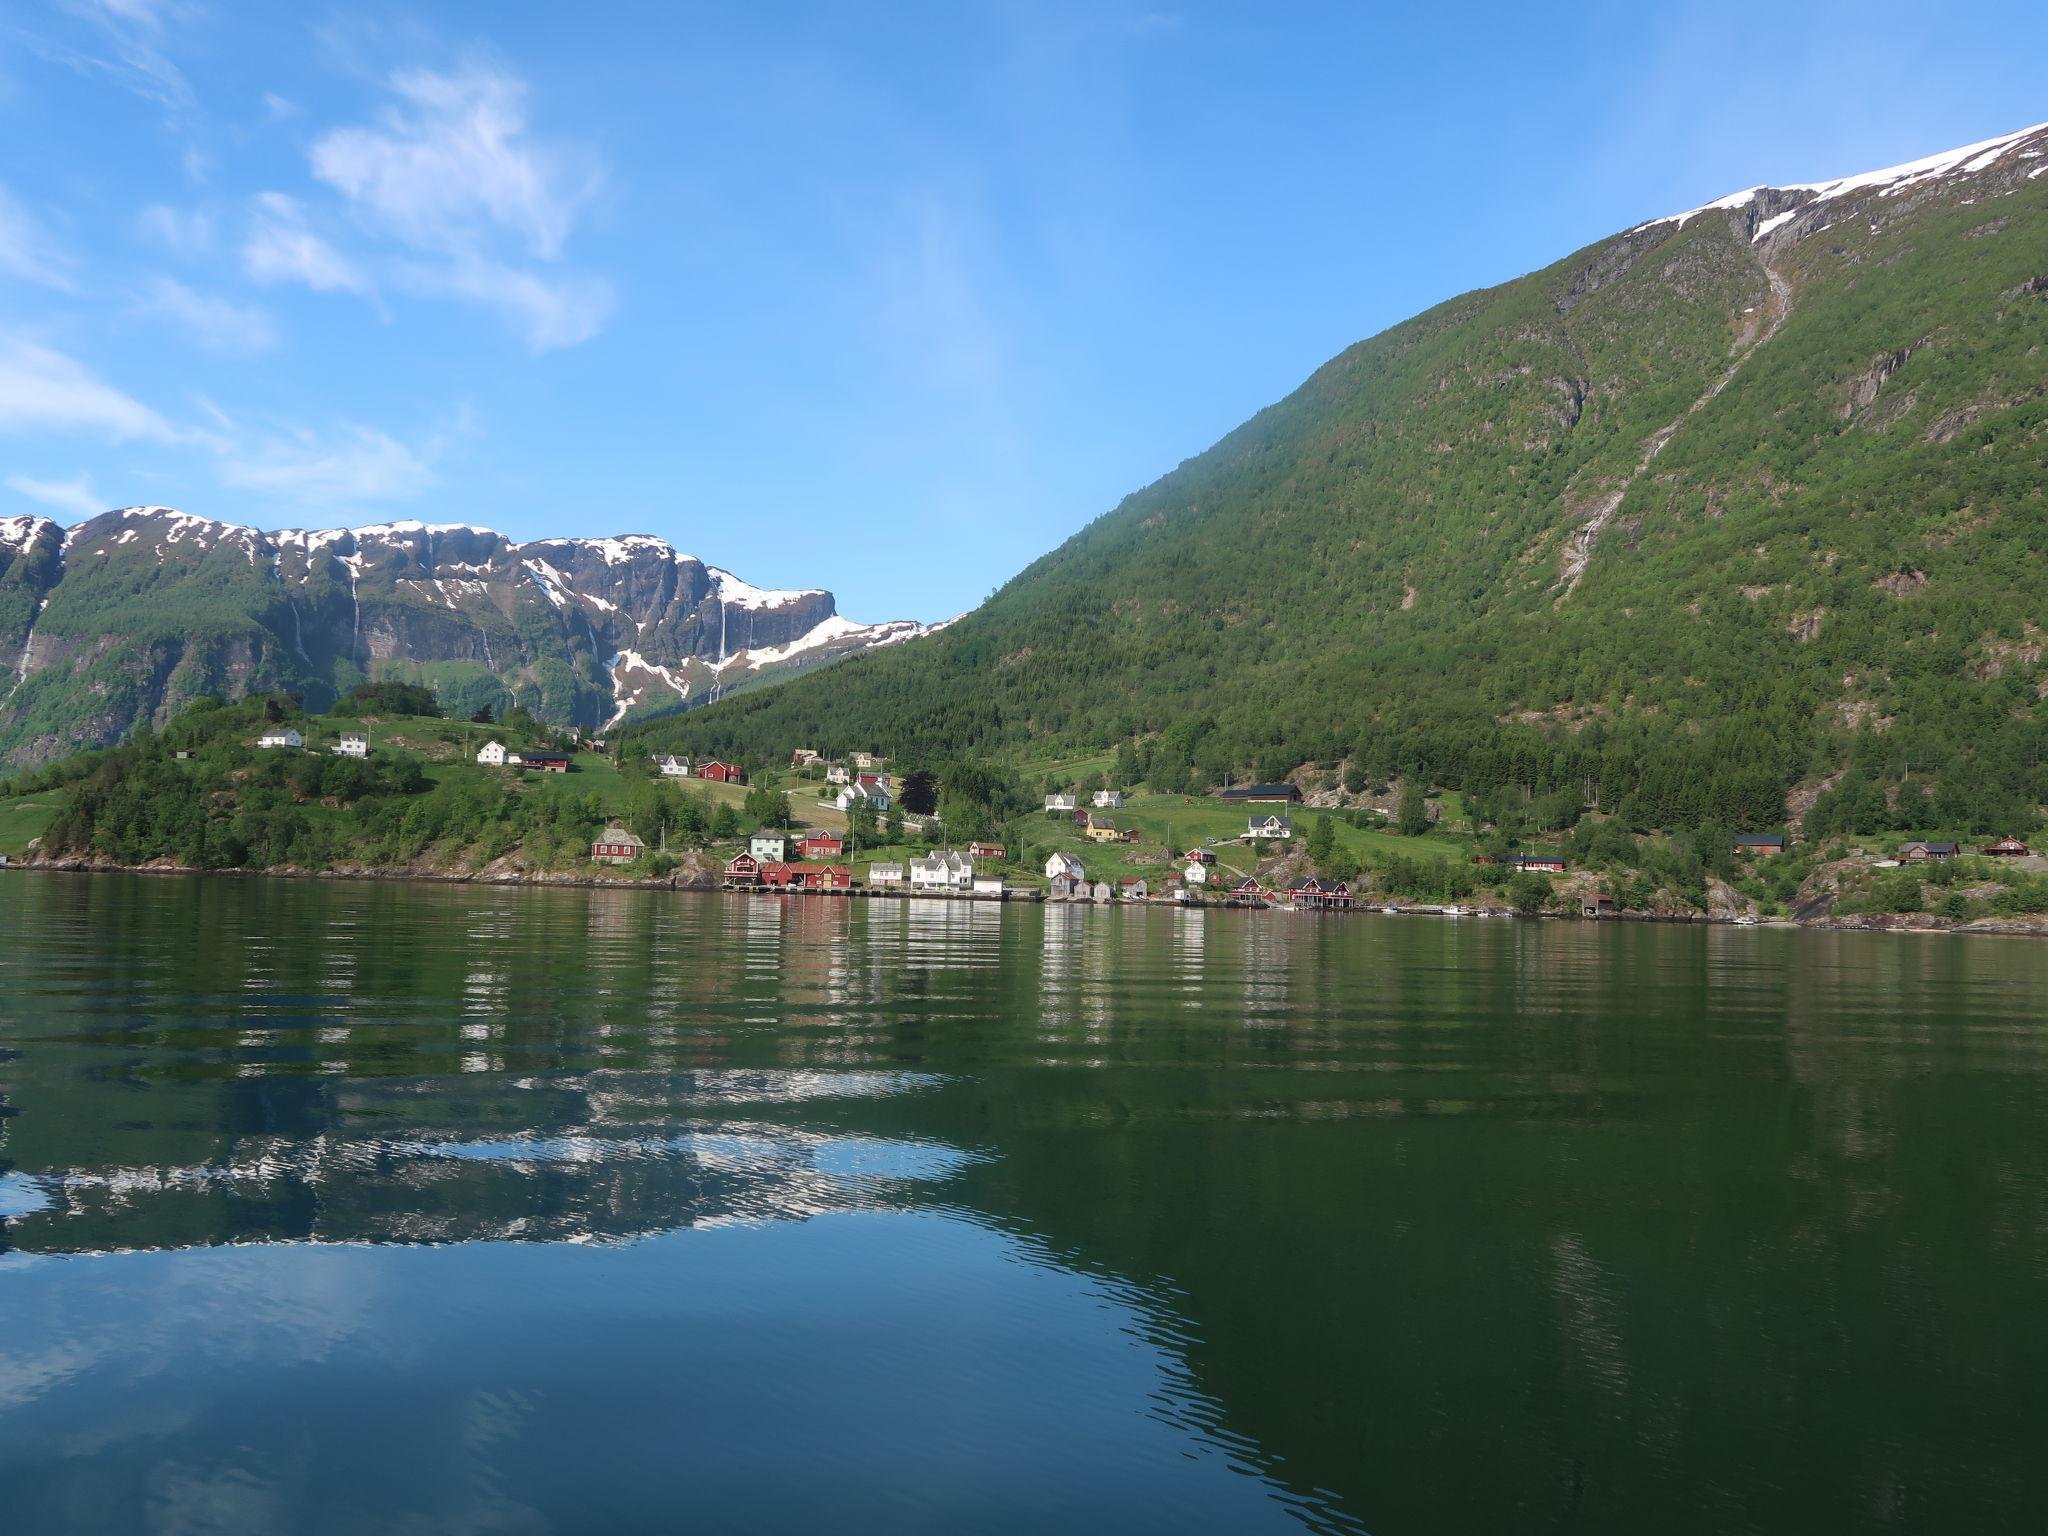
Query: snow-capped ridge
[[706, 565, 826, 612], [1633, 120, 2048, 237], [1, 514, 56, 555]]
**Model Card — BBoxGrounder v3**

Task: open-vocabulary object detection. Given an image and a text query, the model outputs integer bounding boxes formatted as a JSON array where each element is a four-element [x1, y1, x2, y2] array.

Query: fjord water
[[2, 877, 2045, 1534]]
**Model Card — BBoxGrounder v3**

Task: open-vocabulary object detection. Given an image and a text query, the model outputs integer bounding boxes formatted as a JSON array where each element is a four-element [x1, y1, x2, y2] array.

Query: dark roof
[[1734, 833, 1786, 846], [1219, 783, 1301, 800]]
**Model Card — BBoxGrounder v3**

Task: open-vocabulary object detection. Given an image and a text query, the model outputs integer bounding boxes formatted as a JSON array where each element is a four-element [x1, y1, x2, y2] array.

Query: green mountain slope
[[638, 122, 2048, 834]]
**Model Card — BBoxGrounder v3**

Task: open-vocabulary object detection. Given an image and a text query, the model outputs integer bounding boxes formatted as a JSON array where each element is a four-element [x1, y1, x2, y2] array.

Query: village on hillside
[[5, 691, 2045, 929]]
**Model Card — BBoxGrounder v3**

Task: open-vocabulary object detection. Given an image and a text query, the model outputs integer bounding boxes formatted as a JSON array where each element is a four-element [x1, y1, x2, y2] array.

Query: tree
[[846, 796, 879, 851], [470, 705, 495, 725], [1306, 814, 1337, 863], [743, 784, 793, 828], [1397, 781, 1431, 837], [900, 769, 939, 816], [1509, 872, 1548, 916]]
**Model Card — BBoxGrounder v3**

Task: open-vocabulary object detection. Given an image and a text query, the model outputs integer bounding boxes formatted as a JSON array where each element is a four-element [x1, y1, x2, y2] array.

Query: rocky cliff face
[[0, 509, 936, 765]]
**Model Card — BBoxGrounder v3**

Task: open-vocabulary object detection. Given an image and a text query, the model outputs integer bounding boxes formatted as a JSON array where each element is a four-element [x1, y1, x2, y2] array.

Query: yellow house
[[1084, 822, 1125, 844]]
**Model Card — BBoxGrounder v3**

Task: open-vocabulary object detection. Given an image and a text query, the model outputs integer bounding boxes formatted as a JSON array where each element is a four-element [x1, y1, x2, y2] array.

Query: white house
[[1248, 814, 1293, 840], [1089, 880, 1113, 903], [1044, 850, 1086, 881], [750, 833, 788, 862], [1045, 792, 1076, 813], [868, 862, 906, 886], [1092, 789, 1125, 809], [477, 740, 509, 766], [655, 754, 692, 778], [909, 850, 975, 890], [826, 763, 852, 785], [256, 727, 303, 750], [837, 782, 891, 813], [334, 733, 369, 758], [1184, 860, 1210, 886]]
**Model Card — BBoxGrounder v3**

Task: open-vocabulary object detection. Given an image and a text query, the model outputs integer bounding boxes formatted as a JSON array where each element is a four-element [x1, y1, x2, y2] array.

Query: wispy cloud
[[134, 275, 278, 354], [51, 0, 195, 116], [242, 192, 374, 296], [311, 64, 599, 259], [247, 61, 612, 350], [136, 201, 214, 258], [219, 423, 434, 504], [0, 185, 77, 289], [5, 471, 105, 519], [0, 337, 176, 441]]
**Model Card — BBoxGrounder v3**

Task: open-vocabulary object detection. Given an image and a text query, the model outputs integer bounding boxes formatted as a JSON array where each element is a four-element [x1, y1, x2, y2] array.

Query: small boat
[[1381, 905, 1399, 916], [1443, 905, 1464, 918]]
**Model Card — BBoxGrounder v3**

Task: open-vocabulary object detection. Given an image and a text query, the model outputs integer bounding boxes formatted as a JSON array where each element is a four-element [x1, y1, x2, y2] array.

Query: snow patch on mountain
[[1, 515, 54, 554], [707, 566, 825, 612], [1634, 120, 2048, 235], [604, 648, 695, 731]]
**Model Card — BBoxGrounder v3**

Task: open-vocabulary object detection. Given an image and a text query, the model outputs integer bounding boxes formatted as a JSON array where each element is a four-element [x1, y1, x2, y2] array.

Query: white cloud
[[0, 337, 175, 441], [242, 192, 372, 296], [310, 64, 599, 260], [220, 424, 434, 504], [265, 62, 611, 350], [135, 275, 279, 354], [409, 255, 613, 351], [137, 202, 214, 258], [0, 185, 76, 289], [6, 472, 104, 519], [261, 91, 298, 120]]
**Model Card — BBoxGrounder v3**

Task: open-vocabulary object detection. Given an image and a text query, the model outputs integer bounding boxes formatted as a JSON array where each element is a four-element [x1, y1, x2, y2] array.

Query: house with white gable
[[825, 763, 852, 785], [1183, 859, 1210, 886], [334, 733, 368, 758], [1045, 791, 1077, 813], [1044, 850, 1086, 882], [256, 727, 303, 750], [476, 740, 510, 766], [867, 862, 906, 887], [751, 832, 788, 862], [909, 850, 975, 890], [1093, 789, 1125, 809], [836, 781, 892, 813], [1248, 813, 1293, 840], [655, 754, 692, 778]]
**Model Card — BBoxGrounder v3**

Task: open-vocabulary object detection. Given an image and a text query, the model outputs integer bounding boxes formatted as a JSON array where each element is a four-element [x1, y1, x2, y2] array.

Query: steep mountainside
[[0, 509, 934, 765], [644, 123, 2048, 831]]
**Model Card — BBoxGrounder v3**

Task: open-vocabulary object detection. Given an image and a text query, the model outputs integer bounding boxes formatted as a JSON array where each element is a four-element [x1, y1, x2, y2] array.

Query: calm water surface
[[2, 874, 2045, 1533]]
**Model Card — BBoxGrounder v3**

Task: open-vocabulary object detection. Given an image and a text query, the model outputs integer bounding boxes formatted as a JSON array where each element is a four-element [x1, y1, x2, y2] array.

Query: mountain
[[639, 122, 2048, 835], [0, 508, 937, 765]]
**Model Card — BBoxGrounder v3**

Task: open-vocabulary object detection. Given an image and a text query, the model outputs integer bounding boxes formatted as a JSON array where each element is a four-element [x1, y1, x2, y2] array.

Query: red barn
[[698, 760, 745, 784], [798, 832, 845, 860]]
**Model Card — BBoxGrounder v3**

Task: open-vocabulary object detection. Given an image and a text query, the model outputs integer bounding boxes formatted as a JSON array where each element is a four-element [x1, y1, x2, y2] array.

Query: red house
[[810, 863, 854, 891], [968, 841, 1006, 861], [1227, 876, 1262, 897], [798, 832, 845, 860], [723, 852, 761, 887], [698, 760, 745, 784], [1288, 878, 1353, 910], [1982, 837, 2032, 857], [1183, 847, 1216, 866], [759, 861, 798, 888], [519, 753, 572, 774]]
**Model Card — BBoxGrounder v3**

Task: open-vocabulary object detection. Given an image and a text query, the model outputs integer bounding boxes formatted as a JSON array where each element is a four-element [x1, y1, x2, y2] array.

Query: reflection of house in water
[[1237, 907, 1295, 1023], [1174, 905, 1208, 1007]]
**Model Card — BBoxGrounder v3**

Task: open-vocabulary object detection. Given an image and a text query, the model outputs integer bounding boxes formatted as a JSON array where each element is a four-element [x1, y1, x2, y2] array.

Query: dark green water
[[2, 876, 2045, 1534]]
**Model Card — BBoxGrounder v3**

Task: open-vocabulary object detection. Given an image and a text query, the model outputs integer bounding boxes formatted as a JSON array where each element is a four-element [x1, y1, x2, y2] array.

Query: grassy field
[[0, 795, 59, 857], [987, 791, 1475, 890]]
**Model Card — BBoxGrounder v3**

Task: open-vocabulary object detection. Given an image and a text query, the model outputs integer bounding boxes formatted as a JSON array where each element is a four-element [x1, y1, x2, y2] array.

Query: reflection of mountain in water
[[0, 1070, 965, 1255]]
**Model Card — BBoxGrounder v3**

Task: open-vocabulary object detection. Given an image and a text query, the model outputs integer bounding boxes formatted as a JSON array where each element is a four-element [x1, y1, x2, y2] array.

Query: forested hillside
[[637, 123, 2048, 838]]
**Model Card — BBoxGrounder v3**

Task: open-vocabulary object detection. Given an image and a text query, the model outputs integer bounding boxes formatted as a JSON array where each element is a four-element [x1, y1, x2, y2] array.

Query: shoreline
[[6, 858, 2045, 937]]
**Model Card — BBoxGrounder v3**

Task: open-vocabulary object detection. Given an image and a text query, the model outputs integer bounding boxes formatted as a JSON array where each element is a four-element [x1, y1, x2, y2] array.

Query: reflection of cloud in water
[[0, 1172, 53, 1217]]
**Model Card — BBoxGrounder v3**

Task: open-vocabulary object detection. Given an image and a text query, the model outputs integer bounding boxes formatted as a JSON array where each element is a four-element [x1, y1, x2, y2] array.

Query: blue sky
[[1, 1, 2044, 623]]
